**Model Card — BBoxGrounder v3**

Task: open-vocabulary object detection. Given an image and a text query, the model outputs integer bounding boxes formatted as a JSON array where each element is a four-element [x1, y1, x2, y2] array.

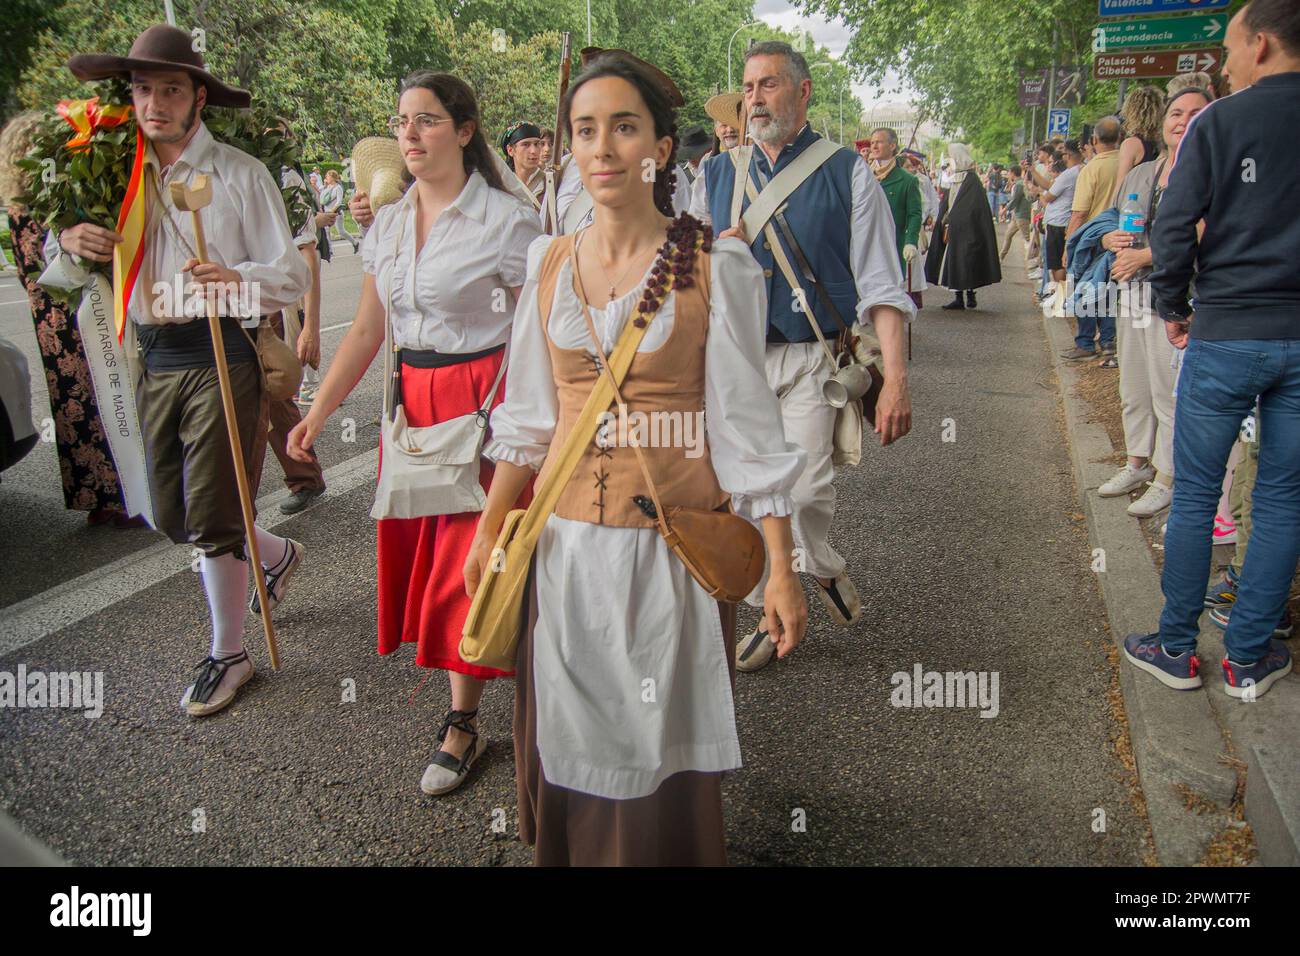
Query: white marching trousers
[[746, 342, 846, 608]]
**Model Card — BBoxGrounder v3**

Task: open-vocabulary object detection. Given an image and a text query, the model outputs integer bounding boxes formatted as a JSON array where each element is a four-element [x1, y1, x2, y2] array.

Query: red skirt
[[376, 349, 530, 678]]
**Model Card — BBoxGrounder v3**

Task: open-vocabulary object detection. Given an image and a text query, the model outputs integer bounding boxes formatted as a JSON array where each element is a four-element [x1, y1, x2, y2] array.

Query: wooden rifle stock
[[543, 31, 572, 234]]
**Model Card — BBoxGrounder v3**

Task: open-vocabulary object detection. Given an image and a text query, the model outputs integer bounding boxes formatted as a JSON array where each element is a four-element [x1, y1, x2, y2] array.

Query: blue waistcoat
[[702, 124, 858, 342]]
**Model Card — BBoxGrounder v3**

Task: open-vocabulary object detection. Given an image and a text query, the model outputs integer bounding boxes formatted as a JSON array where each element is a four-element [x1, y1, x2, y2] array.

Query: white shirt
[[484, 233, 806, 799], [360, 170, 543, 351], [280, 167, 319, 248], [689, 140, 918, 325], [318, 182, 344, 213], [46, 121, 310, 324], [1044, 163, 1081, 227], [916, 171, 940, 223]]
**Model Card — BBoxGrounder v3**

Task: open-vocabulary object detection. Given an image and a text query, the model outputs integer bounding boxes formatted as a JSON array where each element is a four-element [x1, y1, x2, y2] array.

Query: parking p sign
[[1047, 108, 1071, 136]]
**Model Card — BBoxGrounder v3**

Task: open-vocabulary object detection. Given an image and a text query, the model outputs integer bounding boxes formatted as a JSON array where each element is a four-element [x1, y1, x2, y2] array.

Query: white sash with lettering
[[37, 263, 155, 524]]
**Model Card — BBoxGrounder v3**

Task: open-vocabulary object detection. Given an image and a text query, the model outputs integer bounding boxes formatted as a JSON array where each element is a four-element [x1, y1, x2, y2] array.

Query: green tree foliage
[[797, 0, 1132, 158], [12, 0, 879, 161]]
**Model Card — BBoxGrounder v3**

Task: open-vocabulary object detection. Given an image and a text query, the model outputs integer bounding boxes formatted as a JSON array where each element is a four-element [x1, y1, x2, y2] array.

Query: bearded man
[[45, 25, 311, 716], [690, 41, 915, 671]]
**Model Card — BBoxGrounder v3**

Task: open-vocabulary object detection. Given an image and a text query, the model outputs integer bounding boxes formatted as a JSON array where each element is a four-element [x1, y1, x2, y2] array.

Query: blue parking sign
[[1048, 109, 1071, 136]]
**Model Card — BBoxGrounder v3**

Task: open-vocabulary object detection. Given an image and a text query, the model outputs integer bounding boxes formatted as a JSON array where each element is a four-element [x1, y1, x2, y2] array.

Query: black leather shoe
[[279, 486, 324, 515], [966, 290, 977, 308], [941, 294, 965, 310]]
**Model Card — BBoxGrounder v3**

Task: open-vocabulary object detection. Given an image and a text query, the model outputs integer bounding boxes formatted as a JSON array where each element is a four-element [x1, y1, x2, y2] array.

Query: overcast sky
[[751, 0, 918, 110]]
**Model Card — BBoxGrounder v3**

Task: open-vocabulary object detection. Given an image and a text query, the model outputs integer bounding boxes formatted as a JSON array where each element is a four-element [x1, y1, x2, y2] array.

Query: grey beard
[[749, 111, 793, 145]]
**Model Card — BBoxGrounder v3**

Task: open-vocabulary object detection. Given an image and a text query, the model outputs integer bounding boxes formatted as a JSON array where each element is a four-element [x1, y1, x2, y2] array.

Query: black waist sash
[[398, 343, 504, 369], [390, 343, 505, 415], [137, 316, 261, 371]]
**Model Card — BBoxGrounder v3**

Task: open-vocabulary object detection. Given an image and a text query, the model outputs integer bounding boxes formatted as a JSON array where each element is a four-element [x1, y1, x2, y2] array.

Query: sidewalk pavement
[[1025, 242, 1300, 866]]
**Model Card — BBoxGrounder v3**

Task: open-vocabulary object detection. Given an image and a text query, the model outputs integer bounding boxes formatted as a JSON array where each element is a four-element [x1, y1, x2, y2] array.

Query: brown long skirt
[[513, 571, 739, 867]]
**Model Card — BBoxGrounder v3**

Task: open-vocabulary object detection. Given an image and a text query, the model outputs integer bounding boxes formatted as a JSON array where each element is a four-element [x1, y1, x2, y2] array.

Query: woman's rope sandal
[[419, 708, 486, 796]]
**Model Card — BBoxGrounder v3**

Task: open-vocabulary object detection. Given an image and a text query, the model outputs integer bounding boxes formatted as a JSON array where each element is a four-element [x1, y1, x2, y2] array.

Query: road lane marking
[[0, 447, 379, 656]]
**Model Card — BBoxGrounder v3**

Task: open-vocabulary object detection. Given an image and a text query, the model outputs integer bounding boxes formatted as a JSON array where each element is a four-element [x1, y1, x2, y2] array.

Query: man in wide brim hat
[[68, 23, 252, 109], [48, 23, 312, 719]]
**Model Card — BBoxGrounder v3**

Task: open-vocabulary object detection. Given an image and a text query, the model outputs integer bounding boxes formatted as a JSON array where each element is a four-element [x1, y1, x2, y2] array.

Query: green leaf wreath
[[15, 76, 315, 278]]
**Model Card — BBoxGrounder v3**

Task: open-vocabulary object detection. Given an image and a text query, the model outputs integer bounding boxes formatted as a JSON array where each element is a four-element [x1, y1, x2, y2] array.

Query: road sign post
[[1047, 109, 1071, 137]]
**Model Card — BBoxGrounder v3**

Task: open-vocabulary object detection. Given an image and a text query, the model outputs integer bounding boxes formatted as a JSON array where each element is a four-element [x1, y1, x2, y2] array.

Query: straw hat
[[704, 92, 743, 129], [352, 136, 406, 211], [68, 24, 251, 109]]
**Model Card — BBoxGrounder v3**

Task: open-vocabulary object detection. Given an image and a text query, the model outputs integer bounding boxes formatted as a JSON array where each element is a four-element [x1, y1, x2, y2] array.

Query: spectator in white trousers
[[1097, 86, 1213, 518]]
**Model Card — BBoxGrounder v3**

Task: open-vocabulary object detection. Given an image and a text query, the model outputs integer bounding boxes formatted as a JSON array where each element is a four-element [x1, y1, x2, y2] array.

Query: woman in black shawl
[[924, 143, 1001, 309]]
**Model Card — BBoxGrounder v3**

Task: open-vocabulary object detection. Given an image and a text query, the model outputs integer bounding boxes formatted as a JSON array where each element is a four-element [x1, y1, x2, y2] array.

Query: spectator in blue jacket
[[1124, 0, 1300, 702]]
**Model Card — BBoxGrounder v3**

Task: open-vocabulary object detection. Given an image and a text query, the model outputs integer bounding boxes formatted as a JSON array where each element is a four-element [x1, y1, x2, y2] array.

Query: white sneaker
[[815, 572, 862, 627], [736, 625, 776, 673], [249, 537, 304, 614], [1098, 463, 1155, 498], [1128, 481, 1173, 518]]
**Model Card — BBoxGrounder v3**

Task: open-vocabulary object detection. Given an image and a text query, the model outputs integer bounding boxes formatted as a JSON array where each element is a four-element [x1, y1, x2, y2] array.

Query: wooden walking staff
[[169, 174, 280, 670], [907, 261, 913, 361]]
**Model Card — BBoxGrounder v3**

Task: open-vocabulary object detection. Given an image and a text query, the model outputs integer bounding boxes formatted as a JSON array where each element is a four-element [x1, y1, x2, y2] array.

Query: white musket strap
[[728, 139, 841, 240], [742, 173, 839, 369]]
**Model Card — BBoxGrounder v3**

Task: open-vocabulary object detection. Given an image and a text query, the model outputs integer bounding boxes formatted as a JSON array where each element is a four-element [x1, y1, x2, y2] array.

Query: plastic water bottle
[[1119, 193, 1147, 249]]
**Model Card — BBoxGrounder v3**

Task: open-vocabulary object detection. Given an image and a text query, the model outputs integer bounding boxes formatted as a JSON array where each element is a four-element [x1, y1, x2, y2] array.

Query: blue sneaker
[[1207, 602, 1293, 638], [1222, 641, 1293, 700], [1123, 633, 1203, 690], [1203, 566, 1239, 610]]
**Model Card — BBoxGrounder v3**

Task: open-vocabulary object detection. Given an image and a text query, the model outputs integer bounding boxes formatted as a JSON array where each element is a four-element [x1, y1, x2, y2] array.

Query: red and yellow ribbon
[[54, 97, 145, 341], [55, 97, 132, 151], [113, 127, 148, 343]]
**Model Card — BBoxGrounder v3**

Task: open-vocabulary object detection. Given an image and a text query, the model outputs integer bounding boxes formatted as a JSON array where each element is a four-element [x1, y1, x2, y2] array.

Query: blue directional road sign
[[1098, 0, 1229, 17], [1047, 109, 1071, 137]]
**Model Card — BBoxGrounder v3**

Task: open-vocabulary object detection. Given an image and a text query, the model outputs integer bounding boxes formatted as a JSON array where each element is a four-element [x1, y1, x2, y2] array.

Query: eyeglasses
[[387, 113, 453, 136]]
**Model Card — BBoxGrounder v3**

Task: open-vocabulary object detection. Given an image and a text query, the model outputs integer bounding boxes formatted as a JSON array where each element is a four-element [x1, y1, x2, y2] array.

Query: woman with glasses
[[286, 71, 541, 796]]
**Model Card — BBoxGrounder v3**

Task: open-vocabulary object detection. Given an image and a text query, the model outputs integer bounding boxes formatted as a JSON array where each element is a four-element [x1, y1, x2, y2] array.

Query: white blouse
[[485, 234, 805, 520], [484, 233, 806, 800], [360, 170, 543, 352]]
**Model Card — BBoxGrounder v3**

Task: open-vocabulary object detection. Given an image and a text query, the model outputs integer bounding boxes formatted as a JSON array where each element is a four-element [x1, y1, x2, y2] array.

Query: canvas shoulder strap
[[729, 138, 841, 239], [741, 174, 839, 368]]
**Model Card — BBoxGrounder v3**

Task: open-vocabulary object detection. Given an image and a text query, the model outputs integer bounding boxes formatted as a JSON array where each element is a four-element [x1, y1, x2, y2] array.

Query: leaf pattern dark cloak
[[924, 171, 1001, 291]]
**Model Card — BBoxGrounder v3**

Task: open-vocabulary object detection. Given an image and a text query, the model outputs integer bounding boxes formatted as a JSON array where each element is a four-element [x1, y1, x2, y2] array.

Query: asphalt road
[[0, 238, 1151, 865]]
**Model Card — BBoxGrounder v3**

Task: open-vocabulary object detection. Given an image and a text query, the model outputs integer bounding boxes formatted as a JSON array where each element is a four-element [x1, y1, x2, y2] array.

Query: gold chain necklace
[[586, 231, 660, 302]]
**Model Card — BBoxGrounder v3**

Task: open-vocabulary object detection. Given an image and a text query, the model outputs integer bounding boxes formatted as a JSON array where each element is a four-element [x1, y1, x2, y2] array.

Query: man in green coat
[[866, 127, 925, 306]]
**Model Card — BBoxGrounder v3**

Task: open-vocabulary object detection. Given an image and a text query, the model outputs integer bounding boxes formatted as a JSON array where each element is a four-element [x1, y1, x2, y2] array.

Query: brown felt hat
[[579, 47, 685, 108], [67, 24, 252, 110]]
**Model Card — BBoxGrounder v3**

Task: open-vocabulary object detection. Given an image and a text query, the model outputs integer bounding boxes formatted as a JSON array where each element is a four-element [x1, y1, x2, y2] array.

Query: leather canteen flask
[[641, 499, 766, 603]]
